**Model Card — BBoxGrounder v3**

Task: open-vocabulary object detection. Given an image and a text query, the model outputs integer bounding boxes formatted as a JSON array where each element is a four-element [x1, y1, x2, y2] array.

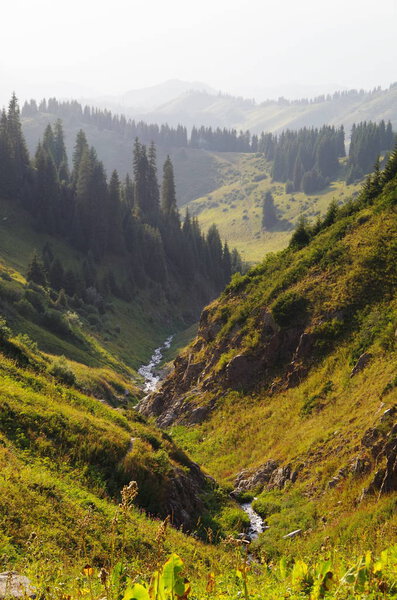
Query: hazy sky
[[1, 0, 396, 104]]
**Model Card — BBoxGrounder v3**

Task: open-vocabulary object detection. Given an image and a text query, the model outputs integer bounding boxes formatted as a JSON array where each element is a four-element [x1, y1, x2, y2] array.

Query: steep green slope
[[141, 152, 397, 560], [0, 339, 251, 596], [0, 195, 196, 377]]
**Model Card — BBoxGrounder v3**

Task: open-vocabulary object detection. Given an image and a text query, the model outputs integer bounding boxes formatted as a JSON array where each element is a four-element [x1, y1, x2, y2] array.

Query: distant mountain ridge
[[87, 81, 397, 134], [85, 78, 217, 112]]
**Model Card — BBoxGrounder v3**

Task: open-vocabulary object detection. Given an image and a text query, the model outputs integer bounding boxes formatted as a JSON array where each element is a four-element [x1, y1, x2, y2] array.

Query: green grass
[[156, 177, 397, 563], [187, 153, 362, 263]]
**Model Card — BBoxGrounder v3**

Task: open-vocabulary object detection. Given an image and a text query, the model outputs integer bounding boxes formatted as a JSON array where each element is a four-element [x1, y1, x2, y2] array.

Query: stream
[[138, 337, 266, 543], [138, 335, 174, 393], [241, 501, 266, 540]]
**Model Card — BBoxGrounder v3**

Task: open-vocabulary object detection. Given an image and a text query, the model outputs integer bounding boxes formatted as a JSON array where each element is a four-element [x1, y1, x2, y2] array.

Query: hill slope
[[187, 152, 362, 263], [133, 85, 397, 133], [141, 150, 397, 559]]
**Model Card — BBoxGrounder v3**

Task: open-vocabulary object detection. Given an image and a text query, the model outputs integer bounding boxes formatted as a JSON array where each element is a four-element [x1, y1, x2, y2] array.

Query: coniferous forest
[[1, 95, 240, 308]]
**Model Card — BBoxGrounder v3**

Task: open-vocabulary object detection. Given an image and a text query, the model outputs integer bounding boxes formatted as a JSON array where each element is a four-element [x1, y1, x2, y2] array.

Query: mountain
[[88, 79, 216, 112], [141, 149, 397, 562], [133, 84, 397, 133]]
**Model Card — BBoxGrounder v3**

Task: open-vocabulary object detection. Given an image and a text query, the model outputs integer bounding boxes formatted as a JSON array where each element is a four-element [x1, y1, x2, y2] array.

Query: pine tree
[[72, 130, 89, 184], [107, 170, 124, 253], [53, 119, 69, 179], [6, 94, 30, 194], [289, 216, 311, 249], [262, 191, 278, 230], [161, 155, 179, 223], [49, 258, 65, 290], [27, 252, 47, 287]]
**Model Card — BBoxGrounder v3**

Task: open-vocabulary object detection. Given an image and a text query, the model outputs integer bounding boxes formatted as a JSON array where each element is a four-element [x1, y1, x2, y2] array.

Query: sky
[[0, 0, 396, 105]]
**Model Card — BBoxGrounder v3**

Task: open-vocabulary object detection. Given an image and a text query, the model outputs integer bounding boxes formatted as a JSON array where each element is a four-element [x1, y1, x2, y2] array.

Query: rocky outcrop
[[139, 306, 308, 425], [164, 462, 210, 531], [233, 460, 297, 494]]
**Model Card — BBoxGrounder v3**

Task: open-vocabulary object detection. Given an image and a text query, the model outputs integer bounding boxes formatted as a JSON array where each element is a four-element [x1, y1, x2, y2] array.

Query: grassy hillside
[[187, 153, 362, 263], [141, 159, 397, 564], [137, 85, 397, 133]]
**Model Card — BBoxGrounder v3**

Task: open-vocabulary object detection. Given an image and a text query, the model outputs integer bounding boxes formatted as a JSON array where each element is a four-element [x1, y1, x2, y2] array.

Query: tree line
[[262, 126, 346, 193], [22, 98, 188, 148], [1, 95, 241, 305], [346, 120, 395, 183], [20, 96, 395, 192]]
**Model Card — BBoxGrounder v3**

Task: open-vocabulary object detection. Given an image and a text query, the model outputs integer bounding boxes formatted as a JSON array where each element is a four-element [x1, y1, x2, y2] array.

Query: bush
[[14, 333, 39, 354], [218, 506, 250, 533], [48, 356, 76, 386], [252, 494, 282, 519], [0, 317, 11, 342], [15, 297, 36, 318], [42, 309, 71, 336], [24, 289, 46, 313], [271, 291, 309, 327]]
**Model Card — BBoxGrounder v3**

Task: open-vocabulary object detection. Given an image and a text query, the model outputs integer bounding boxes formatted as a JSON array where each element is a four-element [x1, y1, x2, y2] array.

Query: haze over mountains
[[82, 79, 397, 134]]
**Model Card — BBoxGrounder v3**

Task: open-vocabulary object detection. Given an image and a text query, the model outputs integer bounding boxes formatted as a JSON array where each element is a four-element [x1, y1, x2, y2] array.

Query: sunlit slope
[[141, 157, 397, 558], [187, 152, 361, 263]]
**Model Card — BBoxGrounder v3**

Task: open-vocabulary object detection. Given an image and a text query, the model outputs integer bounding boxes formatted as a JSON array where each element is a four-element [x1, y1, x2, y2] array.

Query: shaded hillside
[[140, 147, 397, 559], [21, 109, 237, 205]]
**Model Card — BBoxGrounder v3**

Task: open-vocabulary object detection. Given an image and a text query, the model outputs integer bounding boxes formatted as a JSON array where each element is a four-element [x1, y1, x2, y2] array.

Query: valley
[[0, 89, 397, 600]]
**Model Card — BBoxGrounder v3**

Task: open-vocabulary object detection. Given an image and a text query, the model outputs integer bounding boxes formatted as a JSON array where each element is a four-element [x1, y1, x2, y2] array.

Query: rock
[[234, 460, 279, 492], [187, 405, 212, 424], [283, 529, 302, 539], [0, 573, 35, 599], [269, 466, 293, 489], [234, 461, 297, 493], [380, 407, 397, 422], [225, 354, 262, 387], [350, 456, 371, 476], [350, 352, 373, 377], [328, 477, 340, 488]]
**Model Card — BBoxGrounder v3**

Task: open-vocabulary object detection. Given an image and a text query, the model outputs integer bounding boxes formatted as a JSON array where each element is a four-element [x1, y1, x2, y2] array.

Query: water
[[241, 502, 265, 540], [138, 335, 174, 393]]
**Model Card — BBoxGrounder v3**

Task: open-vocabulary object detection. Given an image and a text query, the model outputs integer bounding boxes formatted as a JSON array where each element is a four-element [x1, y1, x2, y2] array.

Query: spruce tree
[[161, 155, 179, 223], [262, 191, 278, 230], [27, 252, 47, 287]]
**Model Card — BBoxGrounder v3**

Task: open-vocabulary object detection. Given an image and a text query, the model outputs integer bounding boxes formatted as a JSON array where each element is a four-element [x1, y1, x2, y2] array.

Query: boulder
[[0, 573, 35, 599]]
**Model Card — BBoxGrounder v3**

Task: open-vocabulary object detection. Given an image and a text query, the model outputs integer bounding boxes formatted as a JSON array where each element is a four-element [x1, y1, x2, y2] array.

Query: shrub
[[15, 297, 36, 318], [48, 356, 76, 386], [271, 291, 309, 327], [42, 309, 71, 336], [0, 317, 11, 342], [218, 506, 250, 533]]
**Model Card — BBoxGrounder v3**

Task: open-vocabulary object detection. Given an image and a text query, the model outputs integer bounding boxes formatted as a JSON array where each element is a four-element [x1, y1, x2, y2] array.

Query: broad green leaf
[[161, 554, 185, 598], [122, 583, 150, 600]]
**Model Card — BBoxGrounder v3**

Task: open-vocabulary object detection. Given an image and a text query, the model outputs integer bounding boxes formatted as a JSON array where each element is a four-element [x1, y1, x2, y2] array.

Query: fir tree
[[161, 155, 178, 223], [27, 252, 47, 287], [262, 191, 278, 230]]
